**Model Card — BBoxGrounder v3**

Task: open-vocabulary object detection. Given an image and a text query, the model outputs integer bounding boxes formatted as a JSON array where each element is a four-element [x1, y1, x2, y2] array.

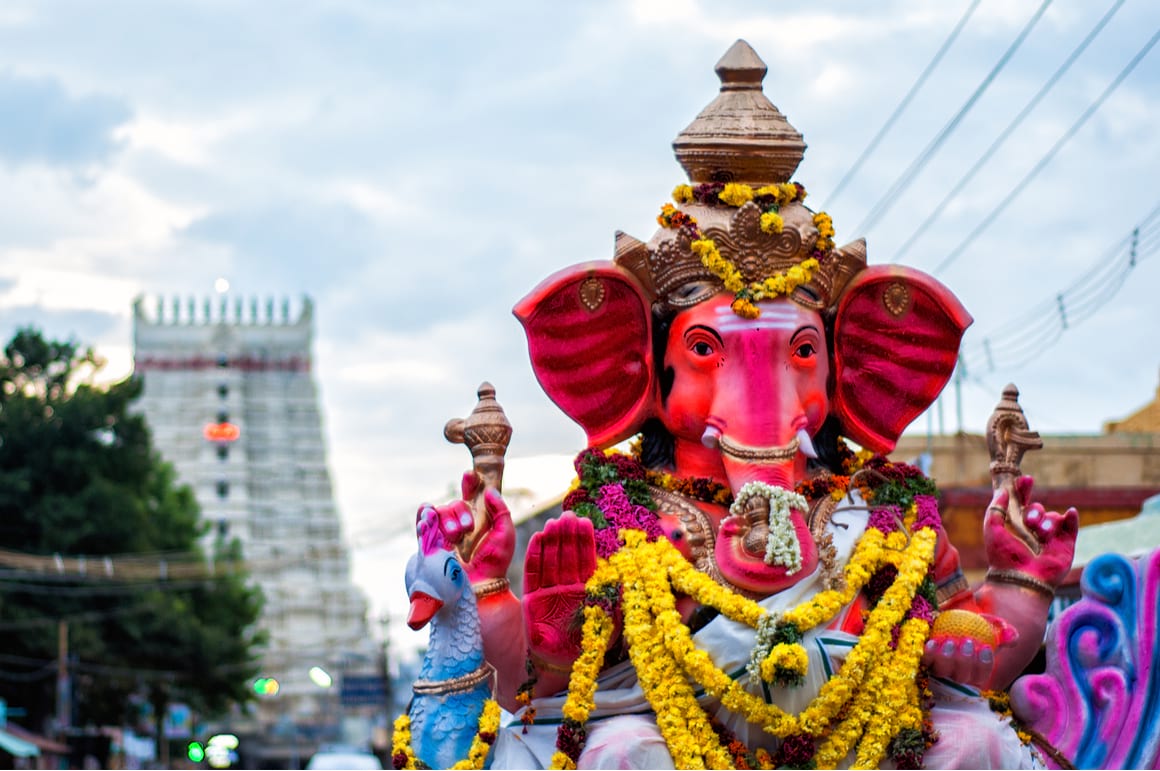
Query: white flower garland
[[746, 611, 783, 684], [729, 481, 806, 574]]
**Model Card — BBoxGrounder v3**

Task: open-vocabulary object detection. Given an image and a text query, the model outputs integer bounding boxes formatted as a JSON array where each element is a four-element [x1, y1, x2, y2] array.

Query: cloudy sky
[[2, 0, 1158, 657]]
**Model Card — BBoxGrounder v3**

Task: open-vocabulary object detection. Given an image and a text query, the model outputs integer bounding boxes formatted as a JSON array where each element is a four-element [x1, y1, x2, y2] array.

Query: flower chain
[[659, 181, 836, 318], [730, 481, 807, 572], [550, 444, 942, 769], [392, 699, 501, 770]]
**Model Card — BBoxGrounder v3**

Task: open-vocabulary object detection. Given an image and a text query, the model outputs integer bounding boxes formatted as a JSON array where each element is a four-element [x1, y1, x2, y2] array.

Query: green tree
[[0, 327, 266, 761]]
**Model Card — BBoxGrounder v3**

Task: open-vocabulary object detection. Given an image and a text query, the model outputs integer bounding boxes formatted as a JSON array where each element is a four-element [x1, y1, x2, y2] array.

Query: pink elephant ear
[[831, 265, 972, 454], [513, 262, 655, 448]]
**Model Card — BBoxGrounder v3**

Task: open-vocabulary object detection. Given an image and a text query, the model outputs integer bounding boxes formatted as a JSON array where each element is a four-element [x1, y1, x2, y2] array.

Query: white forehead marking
[[714, 304, 799, 333]]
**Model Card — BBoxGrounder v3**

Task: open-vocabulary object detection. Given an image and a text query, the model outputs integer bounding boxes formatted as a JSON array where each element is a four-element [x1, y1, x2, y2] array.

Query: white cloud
[[116, 111, 258, 166], [0, 265, 141, 317]]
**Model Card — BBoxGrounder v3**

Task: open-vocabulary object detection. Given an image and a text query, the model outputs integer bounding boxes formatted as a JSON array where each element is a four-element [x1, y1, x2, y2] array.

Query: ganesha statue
[[386, 40, 1151, 770]]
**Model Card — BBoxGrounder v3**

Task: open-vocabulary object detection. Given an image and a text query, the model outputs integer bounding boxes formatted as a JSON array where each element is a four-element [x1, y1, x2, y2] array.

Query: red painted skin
[[658, 297, 822, 593], [428, 292, 1077, 709]]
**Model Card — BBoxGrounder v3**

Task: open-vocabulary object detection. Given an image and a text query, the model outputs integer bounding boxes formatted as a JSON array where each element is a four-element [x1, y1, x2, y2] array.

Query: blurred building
[[131, 294, 385, 768]]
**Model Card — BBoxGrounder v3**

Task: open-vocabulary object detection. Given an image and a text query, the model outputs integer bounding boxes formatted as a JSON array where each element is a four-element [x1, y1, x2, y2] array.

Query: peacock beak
[[407, 591, 444, 630]]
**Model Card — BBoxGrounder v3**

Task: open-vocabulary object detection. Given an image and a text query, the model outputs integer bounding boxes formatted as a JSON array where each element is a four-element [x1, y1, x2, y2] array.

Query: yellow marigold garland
[[658, 181, 833, 319], [549, 498, 941, 770], [392, 698, 501, 770]]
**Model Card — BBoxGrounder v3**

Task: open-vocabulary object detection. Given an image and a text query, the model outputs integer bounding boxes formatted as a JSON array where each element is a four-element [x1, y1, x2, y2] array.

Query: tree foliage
[[0, 327, 266, 746]]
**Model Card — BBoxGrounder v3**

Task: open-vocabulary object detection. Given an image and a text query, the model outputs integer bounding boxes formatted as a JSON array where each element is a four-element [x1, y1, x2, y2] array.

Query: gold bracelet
[[986, 569, 1056, 599], [472, 577, 509, 599]]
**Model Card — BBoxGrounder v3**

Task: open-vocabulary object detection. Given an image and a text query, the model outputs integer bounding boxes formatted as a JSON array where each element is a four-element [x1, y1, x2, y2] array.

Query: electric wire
[[851, 0, 1054, 237], [891, 0, 1127, 263], [957, 201, 1159, 375], [931, 28, 1160, 276], [826, 0, 983, 205]]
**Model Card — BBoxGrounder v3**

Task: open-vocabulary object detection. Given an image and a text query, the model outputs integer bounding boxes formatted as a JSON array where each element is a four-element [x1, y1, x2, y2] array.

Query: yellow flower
[[731, 298, 760, 319], [813, 211, 836, 252], [553, 510, 938, 767], [761, 642, 809, 682], [550, 751, 577, 770], [718, 183, 754, 207], [672, 184, 694, 203], [759, 211, 785, 234], [391, 714, 416, 770]]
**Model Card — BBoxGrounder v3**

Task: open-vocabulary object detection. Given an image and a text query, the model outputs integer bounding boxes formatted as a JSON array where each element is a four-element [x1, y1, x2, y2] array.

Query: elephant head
[[514, 202, 971, 595]]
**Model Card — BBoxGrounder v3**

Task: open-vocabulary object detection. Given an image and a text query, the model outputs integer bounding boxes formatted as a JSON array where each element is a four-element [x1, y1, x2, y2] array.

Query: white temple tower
[[131, 293, 383, 764]]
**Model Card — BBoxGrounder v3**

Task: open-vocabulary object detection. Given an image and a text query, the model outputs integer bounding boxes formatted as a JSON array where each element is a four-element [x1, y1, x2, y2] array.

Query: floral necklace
[[392, 699, 500, 770], [550, 445, 941, 770], [658, 181, 836, 319]]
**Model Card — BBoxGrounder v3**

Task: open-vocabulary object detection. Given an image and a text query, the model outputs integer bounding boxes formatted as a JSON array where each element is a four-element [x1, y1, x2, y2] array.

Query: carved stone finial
[[671, 39, 807, 186], [986, 383, 1044, 552], [987, 383, 1043, 477], [444, 382, 513, 492], [444, 383, 513, 564]]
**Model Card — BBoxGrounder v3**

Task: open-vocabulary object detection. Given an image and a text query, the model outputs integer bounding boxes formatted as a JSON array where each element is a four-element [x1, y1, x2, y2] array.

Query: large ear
[[513, 262, 655, 448], [831, 265, 972, 454]]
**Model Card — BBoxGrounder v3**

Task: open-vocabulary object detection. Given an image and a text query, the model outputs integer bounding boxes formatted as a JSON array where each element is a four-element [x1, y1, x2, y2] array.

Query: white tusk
[[796, 428, 818, 459], [701, 424, 722, 449]]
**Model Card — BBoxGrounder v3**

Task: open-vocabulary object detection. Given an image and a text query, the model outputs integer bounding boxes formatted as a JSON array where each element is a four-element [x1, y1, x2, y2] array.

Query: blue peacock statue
[[403, 508, 494, 769]]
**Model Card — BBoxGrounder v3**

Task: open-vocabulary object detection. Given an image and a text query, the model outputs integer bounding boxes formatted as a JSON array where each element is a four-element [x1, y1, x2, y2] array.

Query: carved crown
[[612, 39, 868, 315]]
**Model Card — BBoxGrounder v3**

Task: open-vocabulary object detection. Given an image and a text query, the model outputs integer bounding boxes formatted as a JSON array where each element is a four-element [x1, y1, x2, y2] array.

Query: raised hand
[[417, 471, 515, 584], [522, 512, 598, 669], [985, 476, 1078, 586]]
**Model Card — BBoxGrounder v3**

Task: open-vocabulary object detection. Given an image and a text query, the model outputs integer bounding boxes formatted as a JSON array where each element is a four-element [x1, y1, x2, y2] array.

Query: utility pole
[[56, 620, 70, 740]]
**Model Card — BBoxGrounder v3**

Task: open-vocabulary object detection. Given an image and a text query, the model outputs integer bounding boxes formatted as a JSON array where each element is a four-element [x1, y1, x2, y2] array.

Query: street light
[[253, 677, 280, 696], [308, 666, 333, 689]]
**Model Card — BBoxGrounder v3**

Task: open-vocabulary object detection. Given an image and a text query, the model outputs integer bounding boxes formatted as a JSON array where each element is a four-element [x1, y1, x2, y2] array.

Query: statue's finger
[[551, 514, 593, 584], [1060, 507, 1079, 538], [460, 470, 483, 501], [1015, 475, 1035, 508], [986, 487, 1010, 518], [483, 487, 511, 521], [524, 531, 547, 592]]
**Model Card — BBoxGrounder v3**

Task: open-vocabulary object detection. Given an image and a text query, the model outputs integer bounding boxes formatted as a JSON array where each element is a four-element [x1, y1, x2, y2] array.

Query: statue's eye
[[684, 325, 723, 362], [794, 342, 816, 359]]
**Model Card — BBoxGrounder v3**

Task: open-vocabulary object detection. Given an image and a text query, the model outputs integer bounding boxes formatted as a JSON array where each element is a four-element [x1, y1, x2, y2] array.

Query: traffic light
[[252, 677, 280, 696], [187, 741, 205, 763]]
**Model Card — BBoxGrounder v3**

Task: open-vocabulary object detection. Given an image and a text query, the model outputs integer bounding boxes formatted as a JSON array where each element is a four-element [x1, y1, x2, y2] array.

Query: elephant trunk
[[705, 427, 820, 595]]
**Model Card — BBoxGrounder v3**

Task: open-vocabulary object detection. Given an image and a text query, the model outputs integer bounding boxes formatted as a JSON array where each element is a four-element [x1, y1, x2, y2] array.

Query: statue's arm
[[429, 475, 529, 711], [922, 478, 1076, 690], [975, 479, 1077, 689], [475, 585, 528, 711]]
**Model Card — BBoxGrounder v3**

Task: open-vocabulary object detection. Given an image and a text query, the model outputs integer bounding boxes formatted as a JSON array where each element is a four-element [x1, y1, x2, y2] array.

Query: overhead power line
[[851, 0, 1054, 237], [891, 0, 1127, 264], [826, 0, 983, 205], [931, 27, 1160, 276], [958, 202, 1160, 377]]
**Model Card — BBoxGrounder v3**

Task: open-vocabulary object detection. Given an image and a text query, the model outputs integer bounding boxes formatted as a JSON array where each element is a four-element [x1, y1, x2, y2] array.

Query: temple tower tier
[[131, 293, 384, 764]]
